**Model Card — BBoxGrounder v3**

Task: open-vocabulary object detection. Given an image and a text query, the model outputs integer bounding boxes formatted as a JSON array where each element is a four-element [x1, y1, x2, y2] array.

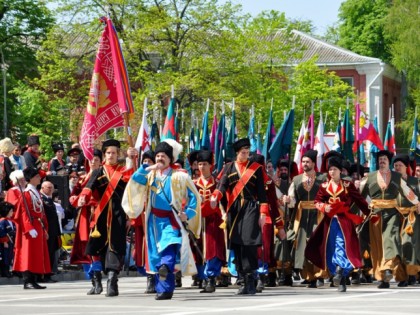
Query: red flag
[[80, 17, 133, 161], [354, 104, 384, 151]]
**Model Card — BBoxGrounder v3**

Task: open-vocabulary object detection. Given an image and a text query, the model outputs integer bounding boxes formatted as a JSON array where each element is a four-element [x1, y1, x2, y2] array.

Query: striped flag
[[384, 115, 396, 154]]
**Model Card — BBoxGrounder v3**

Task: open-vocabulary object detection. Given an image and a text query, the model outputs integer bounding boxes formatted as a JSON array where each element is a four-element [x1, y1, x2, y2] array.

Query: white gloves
[[29, 229, 38, 238]]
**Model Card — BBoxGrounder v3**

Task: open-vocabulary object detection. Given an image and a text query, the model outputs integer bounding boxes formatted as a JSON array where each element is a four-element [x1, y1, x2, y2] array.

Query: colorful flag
[[134, 99, 150, 152], [269, 109, 295, 168], [410, 117, 420, 163], [188, 126, 195, 152], [384, 116, 396, 154], [341, 107, 354, 162], [369, 116, 380, 171], [215, 113, 226, 172], [358, 143, 367, 165], [210, 111, 218, 152], [354, 104, 384, 150], [226, 108, 237, 161], [331, 118, 342, 152], [262, 109, 276, 160], [80, 17, 134, 161], [313, 115, 325, 171], [150, 121, 160, 150], [248, 106, 257, 152], [256, 131, 263, 155], [161, 98, 177, 141], [200, 110, 210, 150], [294, 121, 306, 173]]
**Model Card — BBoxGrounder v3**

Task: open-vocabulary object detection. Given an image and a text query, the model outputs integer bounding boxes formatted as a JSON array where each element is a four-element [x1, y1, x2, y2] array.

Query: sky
[[225, 0, 345, 35]]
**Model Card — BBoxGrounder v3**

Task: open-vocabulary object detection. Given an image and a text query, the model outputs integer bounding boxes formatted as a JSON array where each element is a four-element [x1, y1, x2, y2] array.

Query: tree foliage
[[337, 0, 392, 62]]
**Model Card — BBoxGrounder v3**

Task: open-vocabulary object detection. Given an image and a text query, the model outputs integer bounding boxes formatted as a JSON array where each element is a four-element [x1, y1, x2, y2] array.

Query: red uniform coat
[[195, 176, 226, 263], [13, 185, 51, 274], [305, 179, 370, 270], [69, 173, 99, 264]]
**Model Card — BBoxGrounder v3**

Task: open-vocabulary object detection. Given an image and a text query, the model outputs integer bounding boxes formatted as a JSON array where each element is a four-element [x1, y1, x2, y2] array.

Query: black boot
[[307, 280, 317, 288], [105, 270, 119, 297], [235, 273, 248, 295], [200, 277, 216, 293], [87, 271, 103, 295], [333, 266, 343, 287], [23, 272, 46, 290], [145, 274, 156, 294], [246, 273, 256, 295], [175, 271, 182, 287], [351, 270, 361, 284], [338, 276, 347, 292], [266, 272, 277, 287], [256, 274, 265, 293], [155, 292, 173, 300]]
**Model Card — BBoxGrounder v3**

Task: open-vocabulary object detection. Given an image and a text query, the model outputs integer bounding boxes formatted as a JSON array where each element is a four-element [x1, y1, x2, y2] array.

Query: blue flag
[[269, 109, 295, 168], [200, 110, 210, 150], [410, 117, 420, 163], [226, 109, 237, 161]]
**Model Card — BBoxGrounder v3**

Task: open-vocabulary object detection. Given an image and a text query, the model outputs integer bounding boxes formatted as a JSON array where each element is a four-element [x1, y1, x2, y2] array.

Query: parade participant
[[266, 160, 275, 180], [69, 149, 103, 294], [130, 150, 156, 294], [194, 150, 226, 293], [210, 138, 269, 295], [249, 153, 284, 292], [49, 143, 66, 175], [23, 135, 43, 172], [305, 156, 374, 292], [122, 139, 201, 300], [40, 181, 61, 282], [360, 150, 420, 288], [274, 159, 295, 287], [187, 150, 200, 180], [392, 154, 420, 286], [13, 167, 51, 289], [282, 149, 328, 288], [0, 201, 16, 277], [77, 140, 137, 297]]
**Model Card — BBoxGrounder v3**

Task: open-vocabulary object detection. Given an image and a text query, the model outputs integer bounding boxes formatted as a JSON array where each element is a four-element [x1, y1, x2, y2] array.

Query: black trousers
[[231, 243, 258, 273]]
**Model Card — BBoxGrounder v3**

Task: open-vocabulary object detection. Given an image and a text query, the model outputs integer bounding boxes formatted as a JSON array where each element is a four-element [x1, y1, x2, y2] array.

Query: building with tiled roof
[[282, 30, 401, 138]]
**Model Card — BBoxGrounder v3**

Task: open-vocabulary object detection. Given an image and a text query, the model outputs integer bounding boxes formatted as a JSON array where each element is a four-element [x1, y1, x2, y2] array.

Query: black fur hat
[[302, 149, 318, 163], [233, 138, 251, 152], [196, 150, 213, 164]]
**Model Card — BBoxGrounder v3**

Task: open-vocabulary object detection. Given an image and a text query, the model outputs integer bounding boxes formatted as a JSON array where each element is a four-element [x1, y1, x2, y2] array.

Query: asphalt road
[[1, 276, 420, 315]]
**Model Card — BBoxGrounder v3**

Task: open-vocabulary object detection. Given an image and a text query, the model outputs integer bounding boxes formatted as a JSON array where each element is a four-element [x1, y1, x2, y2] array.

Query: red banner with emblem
[[80, 17, 134, 161]]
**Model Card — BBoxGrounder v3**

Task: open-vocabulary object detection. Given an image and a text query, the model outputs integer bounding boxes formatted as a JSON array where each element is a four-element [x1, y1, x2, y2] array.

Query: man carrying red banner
[[210, 138, 269, 295], [78, 139, 137, 297]]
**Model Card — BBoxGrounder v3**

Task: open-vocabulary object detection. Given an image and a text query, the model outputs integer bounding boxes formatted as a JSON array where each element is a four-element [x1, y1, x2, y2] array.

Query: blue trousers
[[155, 244, 177, 293], [204, 257, 223, 278]]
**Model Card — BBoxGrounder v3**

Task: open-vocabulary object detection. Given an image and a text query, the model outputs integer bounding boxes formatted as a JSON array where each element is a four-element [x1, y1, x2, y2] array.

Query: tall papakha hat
[[23, 167, 39, 181], [155, 139, 183, 163], [27, 135, 40, 146], [197, 150, 214, 165], [321, 150, 343, 172], [163, 139, 183, 162], [141, 150, 155, 164], [101, 139, 121, 153], [376, 150, 394, 165], [342, 160, 352, 174], [277, 159, 289, 169], [350, 163, 364, 178], [93, 149, 103, 161], [187, 150, 200, 165], [52, 143, 65, 153], [327, 156, 342, 170], [392, 153, 410, 167], [233, 138, 251, 153], [302, 149, 318, 163]]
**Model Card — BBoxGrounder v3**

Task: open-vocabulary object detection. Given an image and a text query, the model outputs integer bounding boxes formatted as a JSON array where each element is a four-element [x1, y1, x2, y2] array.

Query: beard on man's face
[[280, 173, 288, 180]]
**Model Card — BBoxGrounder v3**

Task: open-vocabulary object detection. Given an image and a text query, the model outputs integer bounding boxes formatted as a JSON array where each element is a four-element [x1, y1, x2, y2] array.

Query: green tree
[[337, 0, 392, 62], [0, 0, 54, 138]]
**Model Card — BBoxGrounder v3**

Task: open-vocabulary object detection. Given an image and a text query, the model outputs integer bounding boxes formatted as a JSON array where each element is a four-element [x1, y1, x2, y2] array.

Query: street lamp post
[[0, 47, 7, 138]]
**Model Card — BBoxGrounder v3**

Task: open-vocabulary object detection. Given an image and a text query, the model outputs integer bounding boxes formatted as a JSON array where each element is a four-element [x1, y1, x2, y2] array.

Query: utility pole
[[0, 47, 7, 138]]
